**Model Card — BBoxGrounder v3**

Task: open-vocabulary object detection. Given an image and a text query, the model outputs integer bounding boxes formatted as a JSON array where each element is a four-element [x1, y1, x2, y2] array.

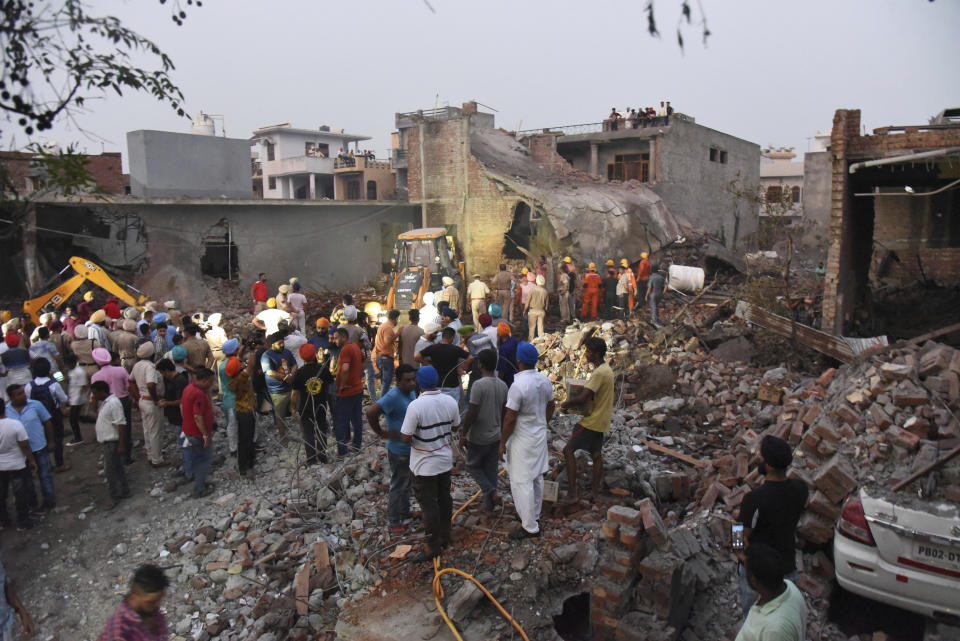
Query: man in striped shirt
[[400, 366, 460, 562], [97, 564, 169, 641]]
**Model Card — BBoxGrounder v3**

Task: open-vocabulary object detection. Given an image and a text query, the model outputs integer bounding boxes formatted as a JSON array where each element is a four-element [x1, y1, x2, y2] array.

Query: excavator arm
[[22, 256, 145, 324]]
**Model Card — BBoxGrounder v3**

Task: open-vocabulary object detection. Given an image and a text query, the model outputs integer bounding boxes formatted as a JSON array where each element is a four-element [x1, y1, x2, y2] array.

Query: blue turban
[[171, 345, 187, 362], [488, 304, 501, 317], [221, 338, 239, 356], [153, 312, 167, 323], [516, 341, 539, 365], [441, 307, 458, 319], [416, 365, 439, 389]]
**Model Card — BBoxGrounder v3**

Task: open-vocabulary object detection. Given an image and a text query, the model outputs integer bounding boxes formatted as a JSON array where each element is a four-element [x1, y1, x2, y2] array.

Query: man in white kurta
[[499, 341, 555, 538]]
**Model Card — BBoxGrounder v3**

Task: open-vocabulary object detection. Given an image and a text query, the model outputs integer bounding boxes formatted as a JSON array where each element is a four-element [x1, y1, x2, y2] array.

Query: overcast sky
[[20, 0, 960, 166]]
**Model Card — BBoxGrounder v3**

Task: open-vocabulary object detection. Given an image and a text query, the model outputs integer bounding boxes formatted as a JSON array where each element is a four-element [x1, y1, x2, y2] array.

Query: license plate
[[913, 542, 960, 573]]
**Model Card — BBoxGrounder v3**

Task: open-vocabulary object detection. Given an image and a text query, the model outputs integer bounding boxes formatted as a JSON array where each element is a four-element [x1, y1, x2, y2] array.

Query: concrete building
[[534, 114, 760, 250], [394, 102, 687, 276], [251, 123, 371, 200], [127, 130, 251, 198], [0, 150, 127, 196], [759, 147, 804, 217], [333, 156, 396, 201], [821, 109, 960, 337], [27, 197, 420, 308]]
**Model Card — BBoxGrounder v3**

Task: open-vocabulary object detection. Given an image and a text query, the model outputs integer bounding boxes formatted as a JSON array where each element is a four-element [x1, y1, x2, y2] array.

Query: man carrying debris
[[98, 564, 169, 641], [524, 275, 549, 342], [366, 364, 418, 535], [560, 337, 613, 503], [491, 265, 514, 324], [400, 366, 459, 561], [461, 349, 508, 511], [736, 435, 808, 616], [735, 543, 807, 641], [580, 263, 603, 320], [645, 263, 668, 327], [500, 342, 554, 539], [467, 274, 490, 328]]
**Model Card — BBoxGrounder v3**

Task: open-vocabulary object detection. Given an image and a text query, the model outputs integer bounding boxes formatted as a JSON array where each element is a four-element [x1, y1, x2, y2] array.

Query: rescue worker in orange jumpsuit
[[580, 263, 603, 320], [636, 252, 651, 305], [621, 259, 639, 311]]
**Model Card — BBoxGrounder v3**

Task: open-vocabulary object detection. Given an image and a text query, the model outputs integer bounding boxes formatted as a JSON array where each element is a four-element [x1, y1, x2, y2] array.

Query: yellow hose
[[431, 468, 528, 640]]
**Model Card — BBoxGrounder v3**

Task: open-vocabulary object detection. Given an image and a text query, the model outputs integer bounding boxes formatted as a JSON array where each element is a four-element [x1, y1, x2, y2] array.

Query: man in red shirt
[[332, 327, 364, 460], [251, 272, 268, 314], [180, 368, 216, 498]]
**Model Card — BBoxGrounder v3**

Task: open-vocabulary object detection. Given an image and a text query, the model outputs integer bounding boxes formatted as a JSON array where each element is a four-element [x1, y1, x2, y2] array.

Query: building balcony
[[334, 156, 391, 172], [264, 155, 334, 177]]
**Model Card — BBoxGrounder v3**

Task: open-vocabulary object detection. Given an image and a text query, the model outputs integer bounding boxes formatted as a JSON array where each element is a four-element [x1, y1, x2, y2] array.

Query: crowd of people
[[604, 101, 675, 131], [0, 252, 808, 640]]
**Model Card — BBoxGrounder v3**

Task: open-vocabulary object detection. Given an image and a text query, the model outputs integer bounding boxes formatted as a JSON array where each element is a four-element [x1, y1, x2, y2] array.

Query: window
[[265, 141, 275, 161], [366, 180, 377, 200], [608, 153, 650, 182], [346, 179, 361, 200], [791, 186, 801, 203], [268, 176, 277, 190], [709, 148, 718, 162], [720, 150, 728, 164], [766, 186, 783, 203]]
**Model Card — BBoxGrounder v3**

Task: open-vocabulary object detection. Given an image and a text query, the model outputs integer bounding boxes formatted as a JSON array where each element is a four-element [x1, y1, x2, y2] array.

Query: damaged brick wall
[[406, 116, 523, 276], [822, 109, 960, 334]]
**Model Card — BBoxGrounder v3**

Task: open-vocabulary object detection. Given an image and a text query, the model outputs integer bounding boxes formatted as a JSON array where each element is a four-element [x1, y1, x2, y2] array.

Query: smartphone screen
[[53, 371, 65, 382], [731, 523, 745, 550]]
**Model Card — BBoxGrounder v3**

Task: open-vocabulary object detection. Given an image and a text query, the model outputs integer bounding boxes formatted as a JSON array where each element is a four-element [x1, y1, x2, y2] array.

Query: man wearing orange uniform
[[621, 259, 639, 310], [636, 252, 651, 305], [580, 263, 603, 320]]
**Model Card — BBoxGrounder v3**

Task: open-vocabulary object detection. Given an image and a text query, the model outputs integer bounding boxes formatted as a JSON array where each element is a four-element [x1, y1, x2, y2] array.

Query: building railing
[[334, 157, 391, 170], [516, 113, 694, 138]]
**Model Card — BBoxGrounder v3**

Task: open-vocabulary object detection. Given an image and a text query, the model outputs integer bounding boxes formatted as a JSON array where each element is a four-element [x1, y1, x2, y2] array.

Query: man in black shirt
[[417, 327, 473, 406], [602, 266, 619, 320], [736, 435, 808, 616], [291, 344, 333, 465]]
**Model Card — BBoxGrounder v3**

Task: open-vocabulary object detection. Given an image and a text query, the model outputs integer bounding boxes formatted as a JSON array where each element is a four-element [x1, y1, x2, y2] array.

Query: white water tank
[[191, 112, 215, 136], [668, 264, 705, 293]]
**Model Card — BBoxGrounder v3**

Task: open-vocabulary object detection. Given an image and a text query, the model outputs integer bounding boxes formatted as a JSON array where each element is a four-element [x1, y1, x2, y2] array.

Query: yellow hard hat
[[521, 267, 528, 275], [620, 259, 629, 267], [641, 252, 648, 259], [364, 301, 382, 316], [267, 297, 277, 309], [83, 291, 94, 302], [588, 262, 596, 270], [605, 259, 614, 267], [563, 256, 572, 263]]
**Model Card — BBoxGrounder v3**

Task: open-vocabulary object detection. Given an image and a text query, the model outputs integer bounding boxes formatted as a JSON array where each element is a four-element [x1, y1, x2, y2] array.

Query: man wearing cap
[[276, 284, 291, 313], [218, 338, 241, 457], [91, 348, 133, 464], [400, 366, 460, 561], [477, 313, 497, 347], [398, 310, 424, 370], [111, 319, 139, 372], [524, 275, 549, 342], [499, 342, 554, 539], [261, 332, 297, 442], [340, 306, 364, 346], [129, 341, 167, 467], [438, 276, 460, 315], [636, 252, 651, 304], [292, 343, 333, 465], [557, 261, 572, 323], [581, 263, 603, 320], [466, 275, 490, 328], [414, 322, 440, 361], [251, 273, 269, 315], [332, 327, 364, 459], [490, 265, 514, 324], [560, 337, 613, 502], [736, 435, 808, 616]]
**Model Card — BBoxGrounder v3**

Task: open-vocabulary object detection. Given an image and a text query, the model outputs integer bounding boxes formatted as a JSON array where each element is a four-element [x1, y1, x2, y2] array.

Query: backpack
[[30, 378, 63, 427]]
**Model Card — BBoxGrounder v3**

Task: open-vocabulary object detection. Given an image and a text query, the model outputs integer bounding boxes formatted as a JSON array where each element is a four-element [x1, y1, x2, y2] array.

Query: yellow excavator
[[22, 256, 146, 324]]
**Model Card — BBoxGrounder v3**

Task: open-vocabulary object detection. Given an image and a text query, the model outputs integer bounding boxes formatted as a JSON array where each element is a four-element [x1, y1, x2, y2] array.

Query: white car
[[834, 487, 960, 623]]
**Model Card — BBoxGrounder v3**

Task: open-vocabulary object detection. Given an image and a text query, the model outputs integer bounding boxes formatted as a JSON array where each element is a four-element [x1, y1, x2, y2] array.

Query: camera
[[244, 330, 265, 350]]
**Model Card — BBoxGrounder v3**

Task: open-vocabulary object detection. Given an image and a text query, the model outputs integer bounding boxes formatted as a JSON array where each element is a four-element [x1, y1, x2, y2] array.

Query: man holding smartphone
[[735, 435, 808, 616]]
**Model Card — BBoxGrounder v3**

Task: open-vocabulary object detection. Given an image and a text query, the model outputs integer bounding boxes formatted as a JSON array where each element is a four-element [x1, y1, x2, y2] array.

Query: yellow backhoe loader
[[22, 256, 146, 324]]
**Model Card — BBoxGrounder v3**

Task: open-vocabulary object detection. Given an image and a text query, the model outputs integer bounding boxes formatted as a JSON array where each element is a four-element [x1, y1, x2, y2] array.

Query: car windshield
[[398, 239, 436, 268]]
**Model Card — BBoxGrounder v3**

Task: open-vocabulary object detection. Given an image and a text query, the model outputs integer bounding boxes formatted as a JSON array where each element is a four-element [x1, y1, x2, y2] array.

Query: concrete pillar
[[309, 173, 316, 199], [589, 143, 599, 177], [648, 140, 656, 183]]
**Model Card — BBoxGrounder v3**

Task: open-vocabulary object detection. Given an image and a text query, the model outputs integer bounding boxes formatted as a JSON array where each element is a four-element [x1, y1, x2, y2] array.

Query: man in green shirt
[[560, 337, 614, 502], [735, 543, 807, 641]]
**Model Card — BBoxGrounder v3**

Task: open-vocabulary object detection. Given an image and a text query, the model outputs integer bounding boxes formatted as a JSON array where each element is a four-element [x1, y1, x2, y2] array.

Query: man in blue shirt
[[365, 364, 418, 536], [260, 332, 297, 442], [5, 384, 56, 511]]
